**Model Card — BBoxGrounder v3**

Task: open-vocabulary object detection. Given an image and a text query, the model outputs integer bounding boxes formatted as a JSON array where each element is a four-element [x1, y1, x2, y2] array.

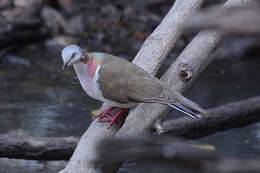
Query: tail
[[168, 103, 202, 118], [168, 91, 207, 119]]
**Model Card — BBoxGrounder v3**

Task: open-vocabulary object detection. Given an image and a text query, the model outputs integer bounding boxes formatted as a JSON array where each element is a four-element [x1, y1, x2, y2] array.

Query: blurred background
[[0, 0, 260, 172]]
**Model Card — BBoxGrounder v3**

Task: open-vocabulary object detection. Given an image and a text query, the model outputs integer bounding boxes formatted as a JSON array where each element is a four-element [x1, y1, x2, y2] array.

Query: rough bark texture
[[59, 1, 203, 173]]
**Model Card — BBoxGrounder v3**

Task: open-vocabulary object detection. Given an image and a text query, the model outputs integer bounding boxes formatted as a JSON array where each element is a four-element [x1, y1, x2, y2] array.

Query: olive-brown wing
[[97, 54, 165, 104]]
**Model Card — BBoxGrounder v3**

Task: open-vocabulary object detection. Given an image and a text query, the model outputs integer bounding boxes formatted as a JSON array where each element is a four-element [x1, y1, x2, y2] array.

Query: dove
[[61, 45, 206, 128]]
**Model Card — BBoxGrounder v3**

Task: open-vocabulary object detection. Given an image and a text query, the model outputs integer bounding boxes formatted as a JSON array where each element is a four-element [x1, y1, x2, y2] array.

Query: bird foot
[[96, 108, 127, 128], [92, 107, 116, 120]]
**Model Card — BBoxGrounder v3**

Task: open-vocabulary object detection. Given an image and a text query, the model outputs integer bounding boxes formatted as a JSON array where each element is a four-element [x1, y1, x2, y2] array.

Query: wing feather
[[97, 54, 164, 104]]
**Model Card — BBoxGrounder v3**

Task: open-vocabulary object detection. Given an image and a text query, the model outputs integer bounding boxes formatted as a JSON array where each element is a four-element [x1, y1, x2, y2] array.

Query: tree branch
[[0, 130, 78, 160]]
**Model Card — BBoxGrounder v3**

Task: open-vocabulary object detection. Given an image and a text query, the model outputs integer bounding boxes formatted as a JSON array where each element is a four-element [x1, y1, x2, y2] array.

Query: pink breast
[[87, 60, 98, 78]]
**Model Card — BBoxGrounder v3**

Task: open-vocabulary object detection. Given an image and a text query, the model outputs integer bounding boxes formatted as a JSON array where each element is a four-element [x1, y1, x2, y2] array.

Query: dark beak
[[62, 56, 73, 72], [62, 61, 69, 72], [62, 53, 76, 72]]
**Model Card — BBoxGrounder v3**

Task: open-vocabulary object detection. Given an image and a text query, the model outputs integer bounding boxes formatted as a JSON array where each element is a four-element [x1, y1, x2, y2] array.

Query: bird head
[[61, 44, 84, 71]]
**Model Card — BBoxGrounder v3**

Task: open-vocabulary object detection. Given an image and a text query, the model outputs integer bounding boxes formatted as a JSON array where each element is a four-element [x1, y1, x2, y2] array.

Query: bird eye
[[70, 52, 76, 59]]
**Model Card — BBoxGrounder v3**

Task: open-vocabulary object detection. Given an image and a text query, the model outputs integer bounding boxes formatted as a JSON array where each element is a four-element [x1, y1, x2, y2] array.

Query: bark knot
[[179, 63, 193, 82]]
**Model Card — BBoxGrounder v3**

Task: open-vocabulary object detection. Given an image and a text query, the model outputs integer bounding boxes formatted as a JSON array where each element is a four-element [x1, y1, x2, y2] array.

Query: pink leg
[[92, 107, 116, 120], [99, 108, 127, 128]]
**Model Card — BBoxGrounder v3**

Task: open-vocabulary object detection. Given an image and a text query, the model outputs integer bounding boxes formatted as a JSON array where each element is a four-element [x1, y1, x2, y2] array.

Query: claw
[[106, 108, 127, 128], [93, 107, 127, 128], [92, 107, 116, 120]]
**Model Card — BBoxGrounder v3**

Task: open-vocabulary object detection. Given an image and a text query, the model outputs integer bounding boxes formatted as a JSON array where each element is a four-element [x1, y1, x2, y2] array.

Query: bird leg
[[99, 108, 127, 128], [92, 106, 116, 120]]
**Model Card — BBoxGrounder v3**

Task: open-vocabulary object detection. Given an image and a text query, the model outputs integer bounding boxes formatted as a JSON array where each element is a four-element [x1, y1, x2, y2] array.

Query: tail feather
[[168, 103, 202, 119], [171, 91, 207, 116], [165, 90, 207, 118]]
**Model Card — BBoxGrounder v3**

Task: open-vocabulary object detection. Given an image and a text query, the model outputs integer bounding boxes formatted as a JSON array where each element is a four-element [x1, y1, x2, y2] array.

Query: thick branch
[[161, 95, 260, 139], [0, 130, 78, 160]]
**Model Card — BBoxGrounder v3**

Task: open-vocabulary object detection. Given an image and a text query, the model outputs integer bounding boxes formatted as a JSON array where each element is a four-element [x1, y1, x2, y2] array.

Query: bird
[[61, 44, 207, 128]]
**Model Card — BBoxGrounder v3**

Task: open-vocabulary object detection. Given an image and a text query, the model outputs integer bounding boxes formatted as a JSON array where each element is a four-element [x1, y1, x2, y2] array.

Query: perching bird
[[61, 45, 207, 128]]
